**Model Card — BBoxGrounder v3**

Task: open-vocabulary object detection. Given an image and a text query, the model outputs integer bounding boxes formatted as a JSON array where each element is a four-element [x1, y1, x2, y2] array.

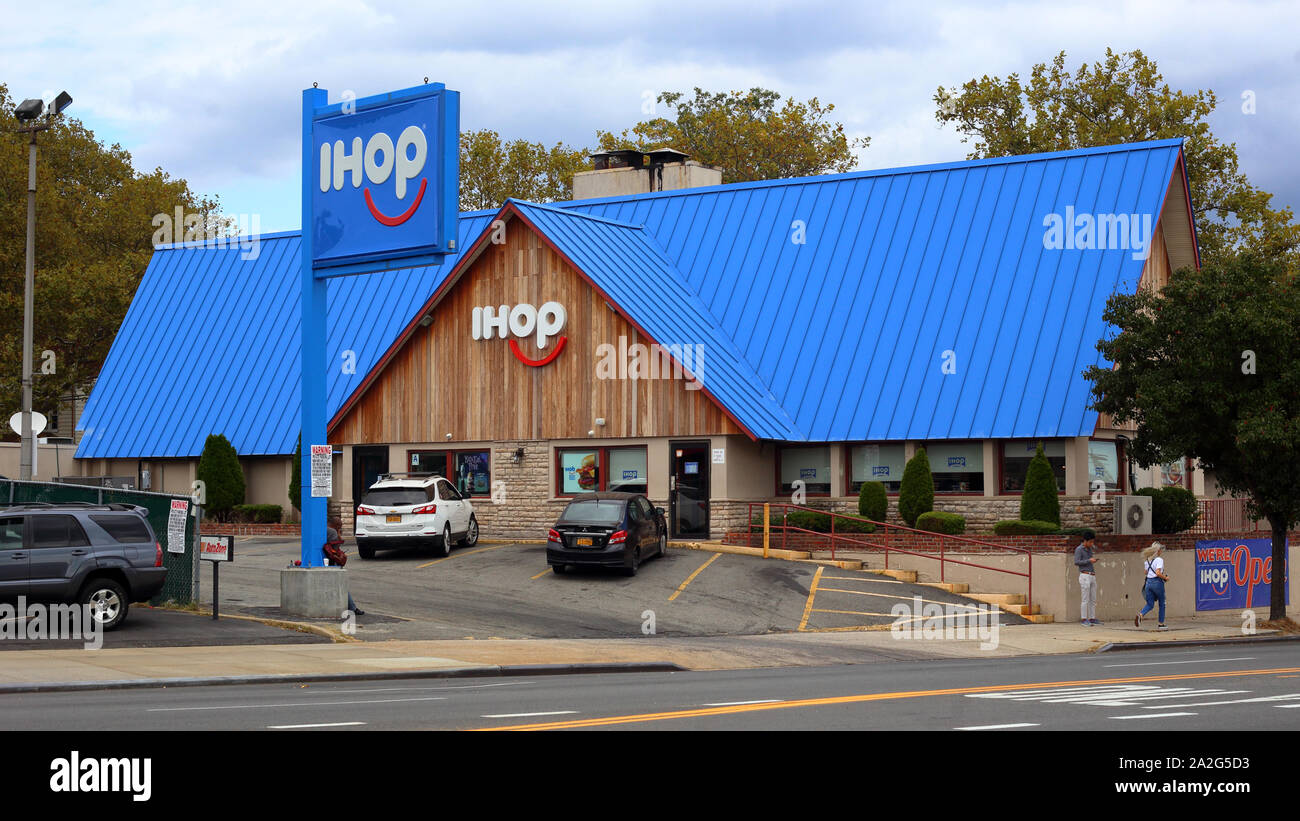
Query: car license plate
[[386, 514, 401, 523], [576, 537, 593, 546]]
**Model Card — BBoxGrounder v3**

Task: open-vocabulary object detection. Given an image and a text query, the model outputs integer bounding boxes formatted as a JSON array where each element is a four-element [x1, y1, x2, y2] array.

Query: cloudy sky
[[6, 0, 1298, 232]]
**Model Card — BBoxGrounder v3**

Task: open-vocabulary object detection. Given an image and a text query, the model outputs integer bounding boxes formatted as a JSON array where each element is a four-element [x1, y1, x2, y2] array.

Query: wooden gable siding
[[331, 218, 744, 444]]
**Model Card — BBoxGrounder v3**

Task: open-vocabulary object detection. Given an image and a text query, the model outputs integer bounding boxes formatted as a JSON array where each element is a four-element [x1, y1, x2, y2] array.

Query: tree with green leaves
[[1086, 252, 1299, 621], [197, 434, 246, 522], [1020, 442, 1061, 526], [597, 88, 870, 184], [933, 49, 1299, 270], [0, 84, 225, 429], [459, 128, 589, 212], [858, 480, 888, 522], [898, 448, 934, 528]]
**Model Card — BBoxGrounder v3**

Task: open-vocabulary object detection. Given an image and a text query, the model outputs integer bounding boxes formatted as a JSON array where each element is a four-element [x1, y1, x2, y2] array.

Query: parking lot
[[201, 537, 1023, 641]]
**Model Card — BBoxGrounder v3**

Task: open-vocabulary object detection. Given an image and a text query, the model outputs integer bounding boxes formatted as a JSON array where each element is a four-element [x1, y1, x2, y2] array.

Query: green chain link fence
[[0, 479, 198, 605]]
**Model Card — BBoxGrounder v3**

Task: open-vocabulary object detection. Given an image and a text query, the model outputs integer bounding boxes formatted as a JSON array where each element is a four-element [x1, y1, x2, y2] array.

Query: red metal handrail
[[1191, 498, 1265, 535], [745, 502, 1036, 611]]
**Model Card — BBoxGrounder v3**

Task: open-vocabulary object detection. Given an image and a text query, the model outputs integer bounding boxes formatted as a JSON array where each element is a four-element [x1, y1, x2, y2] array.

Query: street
[[4, 643, 1296, 731]]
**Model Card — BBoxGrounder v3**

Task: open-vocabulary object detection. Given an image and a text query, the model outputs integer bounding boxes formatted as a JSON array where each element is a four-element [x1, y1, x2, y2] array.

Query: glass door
[[669, 441, 710, 539]]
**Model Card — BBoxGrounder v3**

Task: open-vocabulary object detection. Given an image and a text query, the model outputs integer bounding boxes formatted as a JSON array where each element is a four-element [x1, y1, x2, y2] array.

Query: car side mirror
[[656, 507, 665, 515]]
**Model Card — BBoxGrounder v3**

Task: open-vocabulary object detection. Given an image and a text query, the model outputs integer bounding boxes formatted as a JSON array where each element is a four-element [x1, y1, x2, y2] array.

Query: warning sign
[[167, 498, 189, 554], [311, 444, 333, 497]]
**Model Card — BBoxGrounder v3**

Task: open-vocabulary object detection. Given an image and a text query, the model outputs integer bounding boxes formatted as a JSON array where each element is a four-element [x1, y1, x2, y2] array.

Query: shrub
[[993, 519, 1061, 536], [898, 447, 934, 527], [1057, 527, 1096, 539], [916, 511, 966, 535], [288, 434, 302, 513], [1134, 486, 1200, 533], [750, 510, 875, 534], [233, 504, 283, 524], [858, 481, 888, 522], [197, 434, 246, 522], [1019, 442, 1060, 525]]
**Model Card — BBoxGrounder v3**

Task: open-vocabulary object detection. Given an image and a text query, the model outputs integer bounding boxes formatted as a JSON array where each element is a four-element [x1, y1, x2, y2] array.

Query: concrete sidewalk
[[0, 613, 1292, 692]]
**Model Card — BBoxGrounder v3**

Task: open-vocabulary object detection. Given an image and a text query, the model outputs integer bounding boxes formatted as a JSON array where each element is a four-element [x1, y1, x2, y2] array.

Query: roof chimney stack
[[572, 148, 721, 200]]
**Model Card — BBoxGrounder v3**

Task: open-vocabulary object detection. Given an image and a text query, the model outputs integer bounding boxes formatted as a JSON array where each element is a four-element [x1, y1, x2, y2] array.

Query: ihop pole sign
[[299, 83, 459, 566]]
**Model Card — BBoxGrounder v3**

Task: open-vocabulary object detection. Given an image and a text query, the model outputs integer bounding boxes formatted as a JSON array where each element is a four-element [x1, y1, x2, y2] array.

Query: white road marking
[[1277, 704, 1300, 708], [954, 723, 1040, 730], [148, 696, 449, 712], [481, 711, 578, 719], [1110, 712, 1198, 720], [325, 681, 530, 695], [1140, 693, 1300, 709], [701, 699, 783, 707], [969, 685, 1252, 707], [1103, 657, 1255, 668], [267, 721, 367, 729]]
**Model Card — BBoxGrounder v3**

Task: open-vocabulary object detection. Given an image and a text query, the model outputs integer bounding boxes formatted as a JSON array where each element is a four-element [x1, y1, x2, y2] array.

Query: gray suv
[[0, 502, 168, 630]]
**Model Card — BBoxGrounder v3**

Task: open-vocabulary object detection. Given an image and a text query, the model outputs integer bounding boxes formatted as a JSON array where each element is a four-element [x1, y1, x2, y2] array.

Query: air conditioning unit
[[1114, 495, 1152, 535]]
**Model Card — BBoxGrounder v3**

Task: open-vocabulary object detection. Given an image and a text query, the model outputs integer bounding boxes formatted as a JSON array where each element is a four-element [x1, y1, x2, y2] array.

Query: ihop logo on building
[[309, 84, 459, 273]]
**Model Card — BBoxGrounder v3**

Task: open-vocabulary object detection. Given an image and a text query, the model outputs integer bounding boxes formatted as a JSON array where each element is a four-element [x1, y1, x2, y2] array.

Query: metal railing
[[745, 502, 1036, 611], [1191, 498, 1265, 535]]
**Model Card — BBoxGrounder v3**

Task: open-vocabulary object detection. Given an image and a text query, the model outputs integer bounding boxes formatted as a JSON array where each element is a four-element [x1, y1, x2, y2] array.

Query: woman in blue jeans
[[1135, 542, 1168, 630]]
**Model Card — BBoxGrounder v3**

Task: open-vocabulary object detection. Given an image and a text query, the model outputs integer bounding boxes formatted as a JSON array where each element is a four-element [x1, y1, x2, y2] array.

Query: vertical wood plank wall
[[331, 218, 743, 444]]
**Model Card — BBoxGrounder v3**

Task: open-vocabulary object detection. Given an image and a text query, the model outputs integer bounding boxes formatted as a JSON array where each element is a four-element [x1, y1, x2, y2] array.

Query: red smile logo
[[509, 337, 567, 367], [365, 178, 427, 226]]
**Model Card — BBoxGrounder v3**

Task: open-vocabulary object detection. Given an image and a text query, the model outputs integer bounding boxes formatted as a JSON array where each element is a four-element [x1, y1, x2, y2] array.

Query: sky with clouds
[[5, 0, 1298, 232]]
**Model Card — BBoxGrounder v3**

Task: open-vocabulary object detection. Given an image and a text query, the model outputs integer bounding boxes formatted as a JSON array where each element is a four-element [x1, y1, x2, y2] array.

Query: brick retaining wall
[[723, 529, 1295, 554]]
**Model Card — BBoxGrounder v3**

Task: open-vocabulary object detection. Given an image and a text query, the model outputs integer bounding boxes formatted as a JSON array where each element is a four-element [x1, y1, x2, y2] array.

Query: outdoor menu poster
[[166, 498, 188, 554], [311, 444, 332, 497]]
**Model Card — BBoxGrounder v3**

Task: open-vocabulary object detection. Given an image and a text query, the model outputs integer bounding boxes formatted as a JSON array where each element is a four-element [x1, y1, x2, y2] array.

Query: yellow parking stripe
[[817, 587, 979, 607], [820, 575, 902, 584], [796, 566, 824, 631], [669, 553, 722, 602], [530, 568, 553, 580], [417, 543, 515, 569], [473, 666, 1300, 730]]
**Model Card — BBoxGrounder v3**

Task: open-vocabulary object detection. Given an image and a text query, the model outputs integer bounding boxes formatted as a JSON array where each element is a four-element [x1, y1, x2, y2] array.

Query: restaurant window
[[408, 449, 491, 495], [1088, 440, 1122, 494], [557, 446, 648, 495], [848, 444, 906, 492], [926, 442, 984, 493], [778, 446, 830, 495], [1000, 440, 1066, 493]]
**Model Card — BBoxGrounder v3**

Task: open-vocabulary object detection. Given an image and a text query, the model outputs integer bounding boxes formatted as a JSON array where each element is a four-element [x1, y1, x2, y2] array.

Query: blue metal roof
[[78, 139, 1188, 457]]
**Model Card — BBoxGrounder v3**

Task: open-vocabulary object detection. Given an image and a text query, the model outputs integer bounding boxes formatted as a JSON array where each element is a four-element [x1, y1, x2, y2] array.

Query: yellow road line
[[797, 565, 824, 631], [417, 543, 515, 569], [530, 568, 553, 580], [669, 553, 722, 602], [473, 666, 1300, 731], [821, 575, 902, 584]]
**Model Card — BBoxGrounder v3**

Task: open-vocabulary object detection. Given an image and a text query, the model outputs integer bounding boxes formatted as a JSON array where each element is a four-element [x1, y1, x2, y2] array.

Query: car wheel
[[551, 563, 567, 574], [658, 532, 668, 559], [462, 516, 479, 547], [358, 540, 375, 560], [80, 578, 129, 631], [624, 546, 641, 577], [437, 523, 453, 557]]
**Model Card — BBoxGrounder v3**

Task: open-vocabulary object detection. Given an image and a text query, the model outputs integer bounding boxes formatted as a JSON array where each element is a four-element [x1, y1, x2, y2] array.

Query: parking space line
[[821, 575, 902, 584], [817, 587, 982, 608], [811, 608, 897, 618], [531, 568, 553, 580], [668, 553, 722, 602], [797, 566, 824, 631], [417, 543, 515, 569]]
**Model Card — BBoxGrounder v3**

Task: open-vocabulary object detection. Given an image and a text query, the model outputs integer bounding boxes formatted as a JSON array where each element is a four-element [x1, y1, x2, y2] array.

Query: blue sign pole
[[300, 86, 328, 567]]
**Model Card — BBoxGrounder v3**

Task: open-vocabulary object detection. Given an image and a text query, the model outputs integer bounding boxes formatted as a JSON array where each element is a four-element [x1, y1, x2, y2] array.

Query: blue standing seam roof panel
[[77, 140, 1186, 458]]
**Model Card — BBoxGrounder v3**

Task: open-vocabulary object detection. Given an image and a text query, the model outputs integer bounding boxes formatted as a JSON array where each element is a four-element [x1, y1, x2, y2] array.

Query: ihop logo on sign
[[309, 83, 459, 273], [472, 302, 568, 367]]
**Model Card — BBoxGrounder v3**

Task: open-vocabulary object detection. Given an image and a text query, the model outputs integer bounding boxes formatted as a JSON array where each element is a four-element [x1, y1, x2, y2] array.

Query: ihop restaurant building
[[75, 139, 1206, 540]]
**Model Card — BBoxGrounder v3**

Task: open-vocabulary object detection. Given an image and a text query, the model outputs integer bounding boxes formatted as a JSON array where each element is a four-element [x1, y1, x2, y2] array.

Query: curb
[[155, 605, 359, 644], [1096, 633, 1300, 652], [0, 661, 686, 695]]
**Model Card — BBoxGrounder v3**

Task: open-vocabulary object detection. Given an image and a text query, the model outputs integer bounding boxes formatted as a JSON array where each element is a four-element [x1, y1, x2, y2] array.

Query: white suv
[[354, 474, 478, 559]]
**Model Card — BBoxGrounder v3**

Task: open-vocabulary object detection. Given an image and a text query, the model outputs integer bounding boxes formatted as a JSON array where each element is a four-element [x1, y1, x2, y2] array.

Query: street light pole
[[20, 128, 37, 481], [14, 92, 70, 482]]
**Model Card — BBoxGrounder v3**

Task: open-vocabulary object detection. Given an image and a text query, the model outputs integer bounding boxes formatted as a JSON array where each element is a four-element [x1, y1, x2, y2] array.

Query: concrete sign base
[[281, 568, 348, 619]]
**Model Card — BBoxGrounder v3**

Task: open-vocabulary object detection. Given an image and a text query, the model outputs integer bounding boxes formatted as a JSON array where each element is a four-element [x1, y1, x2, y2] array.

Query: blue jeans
[[1139, 578, 1166, 622]]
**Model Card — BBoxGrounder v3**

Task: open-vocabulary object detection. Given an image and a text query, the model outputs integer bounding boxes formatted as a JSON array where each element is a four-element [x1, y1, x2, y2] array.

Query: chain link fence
[[0, 479, 198, 605]]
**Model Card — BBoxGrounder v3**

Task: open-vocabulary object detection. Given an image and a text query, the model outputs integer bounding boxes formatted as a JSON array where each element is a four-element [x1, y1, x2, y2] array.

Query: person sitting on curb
[[326, 515, 364, 616], [1074, 529, 1102, 626], [1135, 542, 1169, 630]]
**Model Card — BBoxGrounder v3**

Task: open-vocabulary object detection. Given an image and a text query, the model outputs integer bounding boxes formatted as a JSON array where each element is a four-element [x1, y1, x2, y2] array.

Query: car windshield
[[362, 488, 428, 506], [559, 499, 626, 525]]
